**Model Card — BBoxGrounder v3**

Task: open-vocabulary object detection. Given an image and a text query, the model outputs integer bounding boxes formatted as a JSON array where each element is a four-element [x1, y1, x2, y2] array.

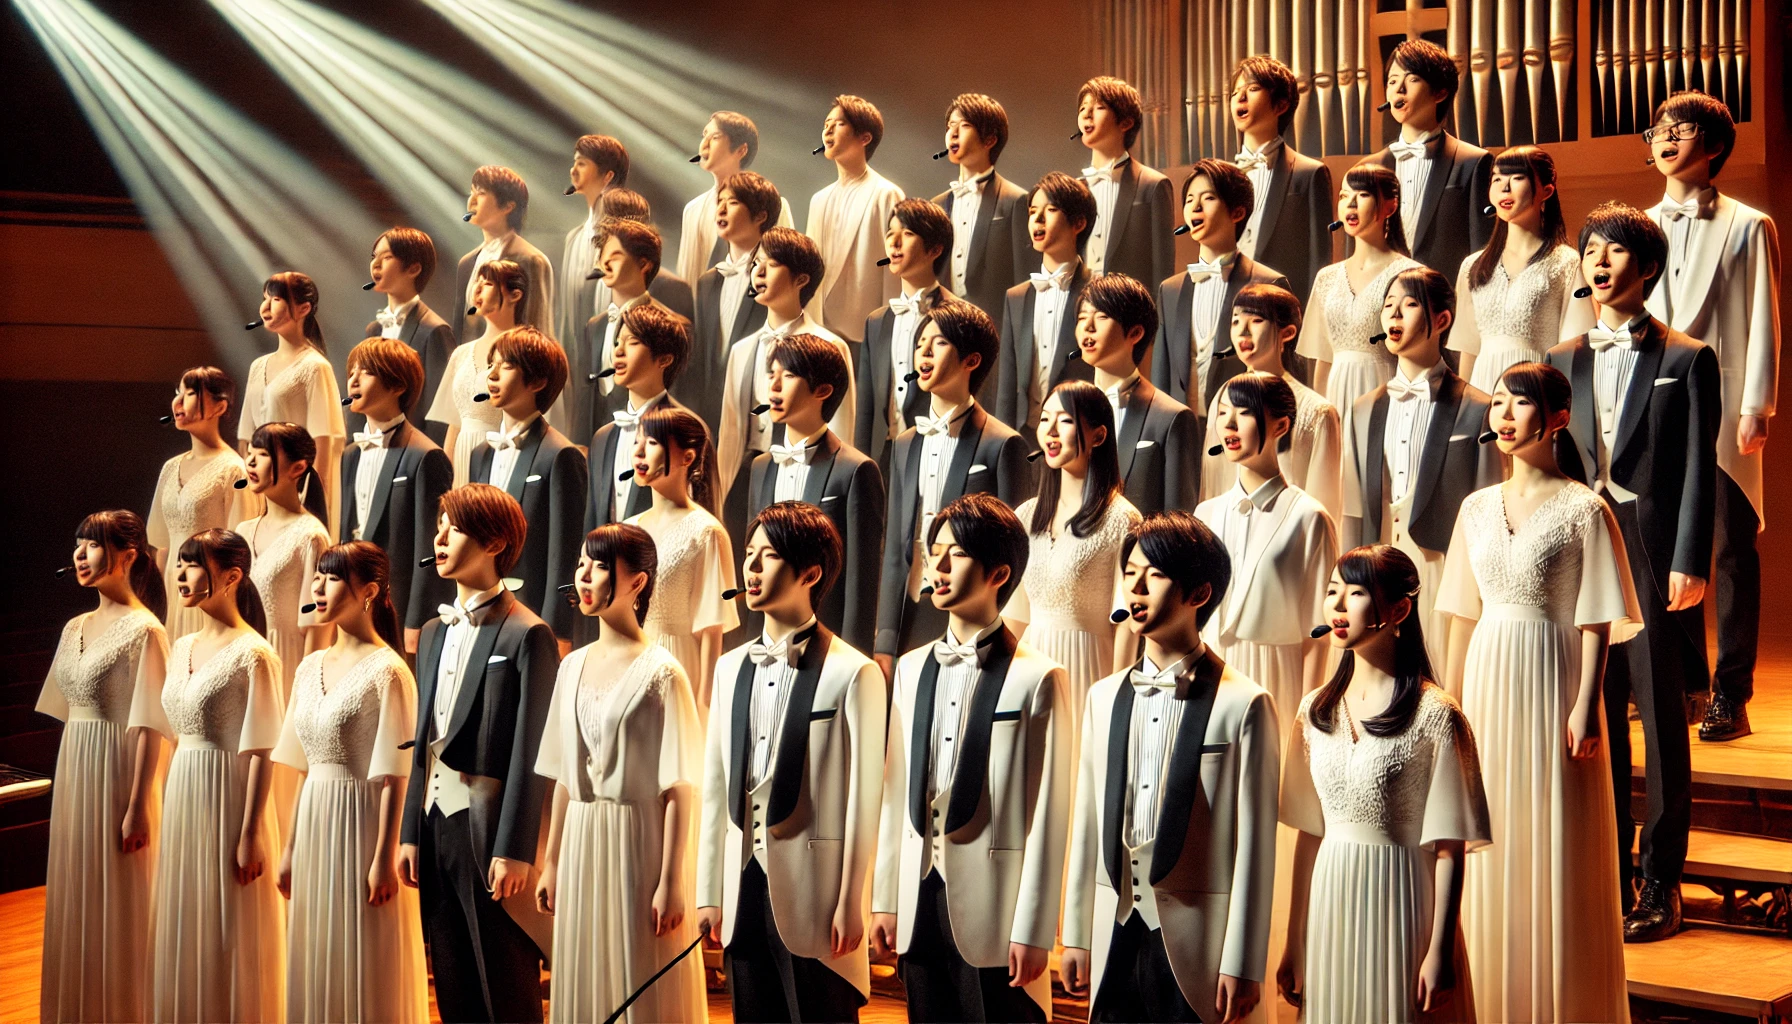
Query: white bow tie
[[605, 304, 624, 324], [437, 601, 484, 628], [1660, 197, 1703, 221], [1588, 321, 1636, 351], [485, 428, 525, 452], [1389, 139, 1430, 162], [374, 307, 405, 330], [932, 639, 984, 667], [352, 428, 389, 451], [714, 257, 749, 277], [748, 637, 805, 667], [1385, 376, 1432, 402], [1129, 667, 1181, 693], [1234, 150, 1268, 173], [915, 413, 953, 437], [764, 324, 795, 343], [1186, 259, 1224, 283], [1030, 269, 1071, 292], [613, 407, 645, 431], [947, 176, 982, 199], [889, 293, 921, 316], [771, 442, 818, 466], [1080, 165, 1115, 185]]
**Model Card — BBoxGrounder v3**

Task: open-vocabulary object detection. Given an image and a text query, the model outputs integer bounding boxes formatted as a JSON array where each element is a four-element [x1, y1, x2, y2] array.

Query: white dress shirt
[[1235, 138, 1283, 256], [947, 171, 992, 295], [598, 292, 652, 396], [1592, 314, 1648, 493], [1187, 252, 1237, 410], [611, 390, 668, 516], [1105, 372, 1142, 435], [375, 296, 420, 339], [466, 232, 515, 309], [1382, 361, 1448, 506], [1214, 475, 1286, 586], [910, 400, 974, 599], [772, 426, 828, 503], [748, 314, 802, 454], [486, 411, 541, 489], [886, 285, 932, 440], [746, 617, 819, 788], [1125, 651, 1196, 847], [351, 413, 407, 539], [926, 619, 1002, 799], [427, 584, 505, 815], [715, 248, 755, 346], [1391, 129, 1443, 235], [1030, 260, 1079, 425], [1656, 187, 1718, 317], [1083, 155, 1131, 274]]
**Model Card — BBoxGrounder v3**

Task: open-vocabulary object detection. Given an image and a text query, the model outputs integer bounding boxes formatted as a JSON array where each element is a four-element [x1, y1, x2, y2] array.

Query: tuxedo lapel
[[1118, 381, 1152, 478], [503, 419, 547, 501], [1410, 372, 1464, 524], [728, 653, 756, 828], [596, 427, 621, 523], [1254, 147, 1292, 249], [1228, 490, 1298, 634], [1015, 287, 1041, 411], [1568, 343, 1598, 479], [1363, 392, 1391, 539], [768, 625, 832, 826], [908, 651, 942, 834], [730, 285, 766, 344], [1411, 136, 1455, 253], [1613, 323, 1667, 466], [943, 408, 986, 502], [801, 433, 842, 506], [871, 310, 894, 413], [414, 622, 449, 746], [1148, 649, 1222, 886], [944, 627, 1018, 833], [444, 596, 512, 747], [1166, 276, 1195, 397], [360, 422, 412, 542], [1666, 198, 1734, 328], [401, 304, 424, 345], [898, 435, 925, 565], [1106, 162, 1140, 259], [965, 174, 1000, 271], [1102, 677, 1136, 891], [1050, 268, 1091, 379]]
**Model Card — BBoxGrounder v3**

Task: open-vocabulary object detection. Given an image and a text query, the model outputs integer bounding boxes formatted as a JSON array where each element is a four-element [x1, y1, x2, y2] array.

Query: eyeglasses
[[1643, 122, 1702, 144]]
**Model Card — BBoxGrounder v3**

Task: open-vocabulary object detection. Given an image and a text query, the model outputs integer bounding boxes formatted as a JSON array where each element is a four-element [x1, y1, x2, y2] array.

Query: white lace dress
[[272, 647, 426, 1024], [1448, 246, 1596, 393], [1437, 483, 1640, 1023], [426, 337, 503, 487], [536, 644, 706, 1024], [243, 511, 330, 848], [1295, 257, 1423, 416], [1281, 686, 1492, 1024], [153, 631, 286, 1023], [147, 450, 255, 643], [1004, 496, 1138, 731], [36, 609, 170, 1023], [239, 349, 346, 539], [1201, 374, 1344, 519], [627, 508, 739, 707]]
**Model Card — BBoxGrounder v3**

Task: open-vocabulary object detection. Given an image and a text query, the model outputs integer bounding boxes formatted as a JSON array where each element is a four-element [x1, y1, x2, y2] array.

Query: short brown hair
[[1081, 274, 1159, 363], [574, 134, 630, 187], [747, 500, 844, 602], [598, 188, 651, 223], [471, 165, 530, 232], [925, 299, 1001, 395], [1654, 90, 1739, 177], [620, 304, 692, 388], [1182, 158, 1255, 219], [769, 333, 852, 421], [439, 483, 529, 577], [1233, 282, 1303, 333], [947, 93, 1011, 163], [709, 111, 761, 169], [760, 227, 826, 306], [721, 172, 781, 235], [601, 217, 663, 286], [1389, 39, 1459, 114], [1079, 76, 1145, 149], [1033, 171, 1099, 253], [1232, 56, 1299, 136], [1578, 201, 1670, 299], [832, 94, 886, 161], [347, 338, 428, 415], [892, 198, 954, 279], [376, 227, 438, 291], [489, 325, 569, 411]]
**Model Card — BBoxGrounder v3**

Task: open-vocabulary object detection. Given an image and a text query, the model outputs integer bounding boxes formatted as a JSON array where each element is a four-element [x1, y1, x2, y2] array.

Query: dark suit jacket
[[1096, 160, 1177, 289], [339, 420, 454, 630], [1343, 368, 1499, 552], [1151, 256, 1292, 419], [362, 301, 456, 445], [932, 172, 1038, 327], [1250, 144, 1334, 304], [745, 430, 886, 652], [684, 266, 768, 433], [1367, 133, 1494, 280], [574, 294, 678, 443], [650, 270, 696, 323], [400, 590, 558, 867], [584, 392, 686, 532], [876, 405, 1032, 655], [453, 235, 555, 346], [856, 285, 958, 470], [1547, 320, 1720, 597], [469, 416, 588, 640], [1114, 377, 1201, 517], [993, 266, 1095, 435]]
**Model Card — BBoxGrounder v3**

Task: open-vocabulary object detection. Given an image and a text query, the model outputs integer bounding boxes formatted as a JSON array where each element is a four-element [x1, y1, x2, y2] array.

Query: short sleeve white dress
[[426, 337, 503, 487], [627, 508, 740, 703], [1201, 374, 1344, 520], [240, 349, 346, 539], [1447, 245, 1596, 394], [146, 450, 255, 643], [1295, 257, 1423, 416]]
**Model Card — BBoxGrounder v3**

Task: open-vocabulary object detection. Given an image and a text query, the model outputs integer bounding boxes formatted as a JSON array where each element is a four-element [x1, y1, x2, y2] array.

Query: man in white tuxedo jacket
[[697, 501, 886, 1022], [1062, 511, 1279, 1024], [872, 494, 1069, 1023]]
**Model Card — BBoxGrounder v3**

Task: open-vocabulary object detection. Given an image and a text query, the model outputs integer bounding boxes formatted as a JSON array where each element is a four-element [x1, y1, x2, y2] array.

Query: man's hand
[[487, 856, 530, 901], [870, 912, 899, 958], [1740, 414, 1770, 456], [397, 843, 421, 888], [1008, 942, 1049, 988], [1667, 571, 1707, 612], [830, 901, 864, 958], [1216, 975, 1261, 1023], [1060, 948, 1092, 997]]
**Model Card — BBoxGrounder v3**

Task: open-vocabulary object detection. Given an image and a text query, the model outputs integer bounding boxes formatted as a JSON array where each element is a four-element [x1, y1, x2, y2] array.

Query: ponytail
[[237, 579, 269, 638], [251, 422, 327, 525], [130, 548, 167, 621], [176, 528, 268, 637], [299, 466, 329, 525], [263, 271, 327, 357], [317, 541, 402, 651], [76, 510, 167, 619]]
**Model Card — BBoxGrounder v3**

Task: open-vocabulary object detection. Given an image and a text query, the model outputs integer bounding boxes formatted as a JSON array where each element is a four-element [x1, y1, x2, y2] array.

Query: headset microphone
[[1309, 623, 1332, 639]]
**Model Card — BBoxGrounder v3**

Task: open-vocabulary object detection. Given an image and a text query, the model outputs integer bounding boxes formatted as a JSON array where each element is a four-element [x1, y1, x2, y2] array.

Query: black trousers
[[1604, 500, 1701, 890], [1089, 912, 1202, 1023], [419, 807, 544, 1023], [725, 858, 864, 1023], [1713, 467, 1761, 703], [898, 870, 1047, 1024]]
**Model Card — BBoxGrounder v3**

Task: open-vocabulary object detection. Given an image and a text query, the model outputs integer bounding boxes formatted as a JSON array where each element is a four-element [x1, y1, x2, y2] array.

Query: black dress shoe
[[1624, 879, 1682, 943], [1699, 693, 1752, 741]]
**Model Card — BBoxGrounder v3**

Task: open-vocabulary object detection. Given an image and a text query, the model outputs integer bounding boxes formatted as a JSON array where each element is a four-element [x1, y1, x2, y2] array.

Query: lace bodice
[[1298, 686, 1474, 846], [1457, 244, 1583, 351], [47, 610, 161, 714], [1011, 497, 1139, 632], [1289, 375, 1330, 437], [1453, 485, 1604, 621], [439, 340, 502, 435], [632, 508, 735, 638], [576, 645, 681, 780], [247, 351, 337, 432], [151, 452, 247, 543], [280, 648, 412, 777], [1311, 258, 1421, 356], [244, 514, 330, 632], [163, 632, 280, 744]]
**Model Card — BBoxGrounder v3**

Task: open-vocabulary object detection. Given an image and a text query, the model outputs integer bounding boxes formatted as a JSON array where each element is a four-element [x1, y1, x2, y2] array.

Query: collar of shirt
[[1105, 371, 1141, 404], [499, 410, 542, 437], [611, 292, 651, 318], [1404, 127, 1445, 148], [755, 616, 821, 664], [766, 311, 809, 338], [478, 232, 515, 262], [367, 412, 408, 437], [628, 390, 668, 418], [787, 425, 829, 450], [1037, 257, 1080, 289], [923, 398, 974, 437], [456, 583, 506, 622], [1240, 136, 1283, 161], [1660, 186, 1718, 220], [1232, 473, 1288, 514], [1134, 646, 1203, 693], [715, 248, 754, 274], [379, 296, 420, 323], [1391, 359, 1449, 390]]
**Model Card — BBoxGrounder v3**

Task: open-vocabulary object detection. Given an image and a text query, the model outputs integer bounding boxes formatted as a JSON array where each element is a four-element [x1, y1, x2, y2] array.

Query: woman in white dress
[[1295, 162, 1423, 416], [273, 541, 426, 1024], [1005, 380, 1138, 727], [1447, 147, 1596, 392], [1279, 544, 1491, 1023], [535, 523, 707, 1024], [627, 406, 738, 711], [1206, 282, 1345, 521], [240, 421, 334, 848], [428, 259, 528, 486], [1438, 363, 1639, 1024], [38, 510, 171, 1023], [153, 528, 286, 1023], [1195, 372, 1337, 739], [149, 366, 258, 643], [241, 272, 346, 538]]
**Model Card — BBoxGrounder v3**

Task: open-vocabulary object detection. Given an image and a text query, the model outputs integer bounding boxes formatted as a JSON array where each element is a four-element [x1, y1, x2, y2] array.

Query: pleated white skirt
[[152, 740, 285, 1023], [285, 765, 426, 1024], [1022, 617, 1113, 736], [1466, 340, 1551, 396], [1323, 350, 1396, 421], [41, 712, 158, 1023], [550, 799, 705, 1024], [1459, 608, 1630, 1023], [1214, 637, 1304, 743]]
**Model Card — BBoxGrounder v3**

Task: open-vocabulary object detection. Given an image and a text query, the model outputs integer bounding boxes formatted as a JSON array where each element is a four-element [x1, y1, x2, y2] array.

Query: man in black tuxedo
[[993, 172, 1096, 438], [1078, 274, 1200, 515], [858, 197, 960, 473], [932, 92, 1039, 326], [364, 227, 456, 445], [686, 171, 778, 432]]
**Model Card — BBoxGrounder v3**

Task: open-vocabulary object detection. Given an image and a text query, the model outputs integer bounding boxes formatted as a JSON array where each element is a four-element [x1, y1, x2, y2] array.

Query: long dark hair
[[76, 510, 166, 620], [640, 407, 719, 515], [1029, 380, 1121, 538], [249, 422, 329, 524], [583, 523, 659, 626], [1307, 545, 1431, 738], [263, 272, 326, 356], [1469, 146, 1566, 290], [1343, 162, 1409, 256], [176, 528, 268, 637], [316, 541, 400, 651]]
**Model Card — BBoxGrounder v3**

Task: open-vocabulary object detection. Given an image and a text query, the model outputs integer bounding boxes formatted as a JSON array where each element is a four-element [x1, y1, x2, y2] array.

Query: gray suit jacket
[[1115, 377, 1201, 517], [338, 419, 454, 630], [745, 430, 886, 652], [453, 234, 555, 346], [856, 285, 957, 470], [932, 172, 1039, 327], [1097, 160, 1177, 289], [683, 266, 767, 433], [574, 294, 678, 443], [1367, 133, 1494, 281], [1151, 256, 1291, 416], [469, 417, 588, 640], [361, 301, 456, 445], [1343, 368, 1499, 552], [993, 266, 1094, 435], [1250, 144, 1334, 304], [875, 405, 1032, 655]]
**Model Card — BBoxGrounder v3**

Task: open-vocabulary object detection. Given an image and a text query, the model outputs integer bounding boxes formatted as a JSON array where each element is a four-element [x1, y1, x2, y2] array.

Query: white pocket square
[[971, 464, 987, 473], [1135, 440, 1157, 449], [1450, 434, 1470, 442], [392, 475, 408, 483], [1654, 378, 1676, 386], [525, 474, 542, 483], [487, 655, 508, 665], [821, 495, 839, 503]]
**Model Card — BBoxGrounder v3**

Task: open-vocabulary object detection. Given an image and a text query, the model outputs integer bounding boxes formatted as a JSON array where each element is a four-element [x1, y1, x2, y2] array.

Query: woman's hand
[[534, 861, 557, 916], [652, 880, 685, 937], [1416, 945, 1456, 1013], [236, 833, 266, 886], [367, 852, 399, 907], [120, 803, 150, 854], [1568, 699, 1601, 760], [1276, 944, 1304, 1008]]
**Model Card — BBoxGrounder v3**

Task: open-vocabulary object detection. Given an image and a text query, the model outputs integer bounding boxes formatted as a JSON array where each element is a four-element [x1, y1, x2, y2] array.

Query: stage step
[[1637, 828, 1792, 887], [1626, 924, 1792, 1021], [1631, 688, 1792, 791]]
